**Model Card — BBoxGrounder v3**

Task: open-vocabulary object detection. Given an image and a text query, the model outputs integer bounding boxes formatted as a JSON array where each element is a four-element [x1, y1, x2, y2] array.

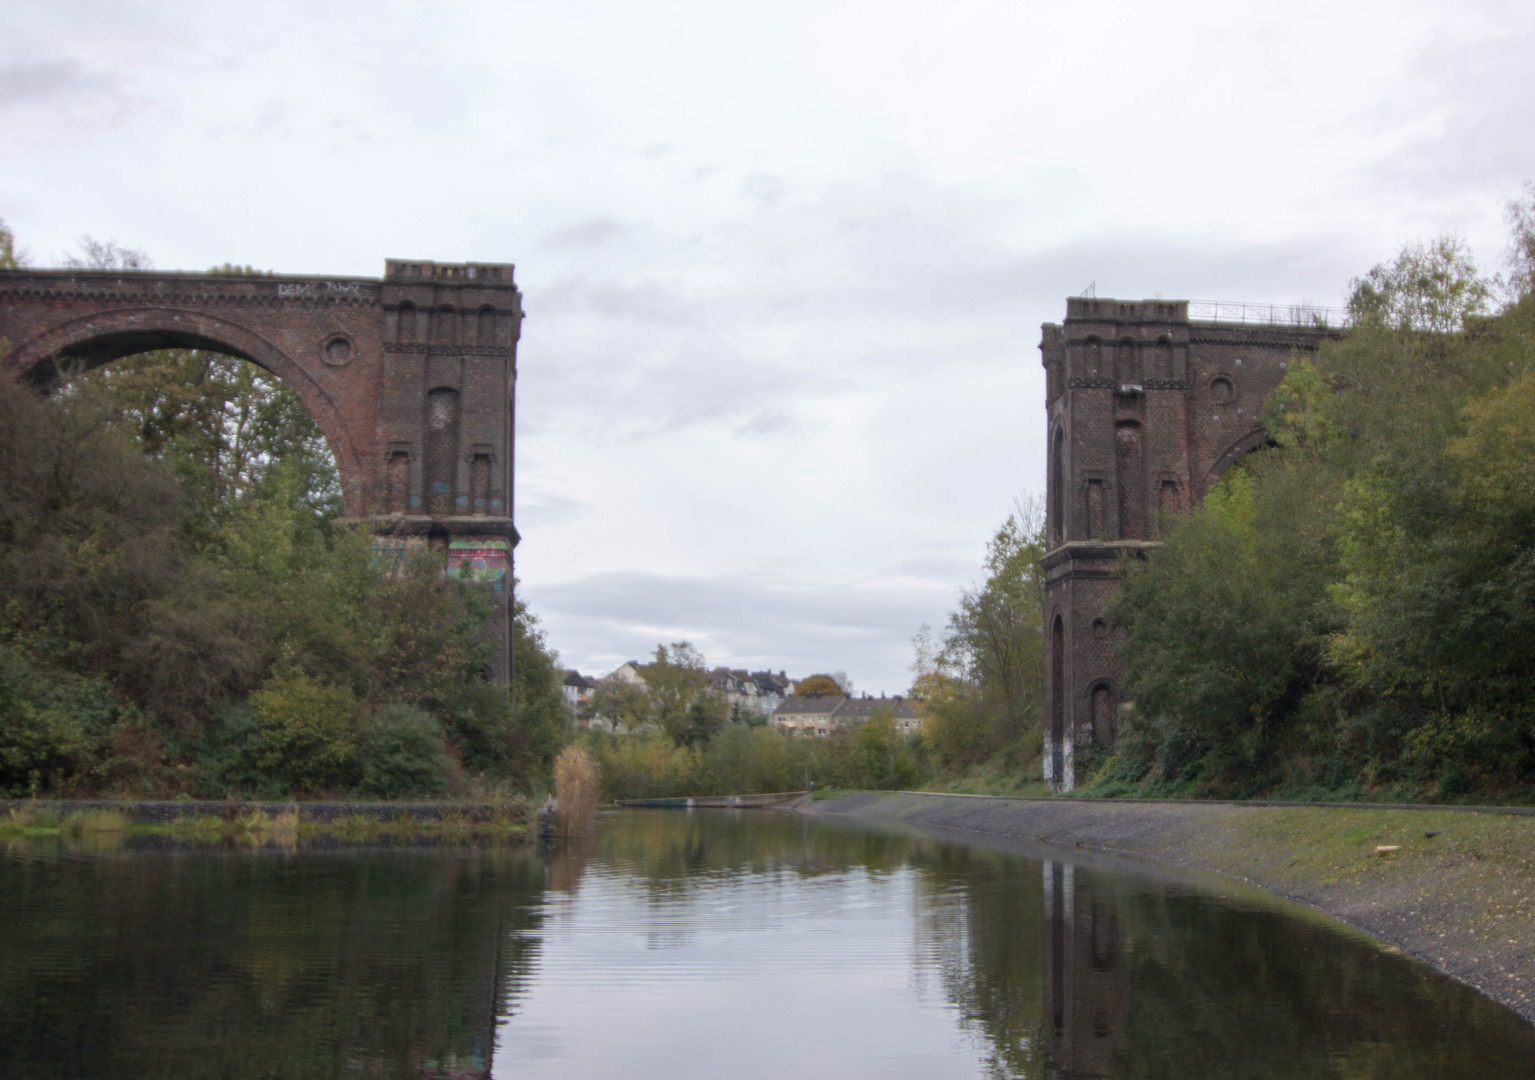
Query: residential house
[[561, 670, 598, 710], [770, 694, 847, 736], [771, 692, 921, 736], [835, 693, 922, 735], [748, 670, 794, 716]]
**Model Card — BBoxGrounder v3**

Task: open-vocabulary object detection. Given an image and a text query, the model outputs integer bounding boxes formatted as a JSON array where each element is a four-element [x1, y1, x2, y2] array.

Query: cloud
[[0, 59, 125, 113], [541, 217, 630, 248]]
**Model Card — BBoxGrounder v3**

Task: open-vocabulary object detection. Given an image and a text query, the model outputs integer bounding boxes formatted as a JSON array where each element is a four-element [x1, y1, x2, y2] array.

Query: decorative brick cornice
[[1067, 377, 1116, 389], [381, 343, 513, 357], [0, 285, 378, 308]]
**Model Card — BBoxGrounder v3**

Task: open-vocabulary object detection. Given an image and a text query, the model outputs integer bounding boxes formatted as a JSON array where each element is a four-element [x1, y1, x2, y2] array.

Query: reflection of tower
[[1041, 861, 1129, 1079]]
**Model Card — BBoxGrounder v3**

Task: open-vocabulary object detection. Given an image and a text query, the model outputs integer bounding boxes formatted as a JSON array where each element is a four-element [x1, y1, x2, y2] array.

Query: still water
[[2, 809, 1533, 1079]]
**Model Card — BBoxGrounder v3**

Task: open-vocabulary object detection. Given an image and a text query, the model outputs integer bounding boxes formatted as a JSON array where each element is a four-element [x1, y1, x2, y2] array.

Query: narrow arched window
[[1153, 338, 1173, 381], [1115, 339, 1139, 387], [1050, 427, 1065, 546], [1051, 616, 1065, 746], [1091, 684, 1115, 746], [396, 303, 416, 344], [478, 306, 497, 347], [1116, 421, 1144, 540], [425, 388, 460, 515], [386, 451, 410, 515], [432, 306, 456, 346]]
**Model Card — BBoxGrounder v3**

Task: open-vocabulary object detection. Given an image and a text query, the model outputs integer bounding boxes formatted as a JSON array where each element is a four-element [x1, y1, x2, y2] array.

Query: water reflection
[[1, 813, 1532, 1079]]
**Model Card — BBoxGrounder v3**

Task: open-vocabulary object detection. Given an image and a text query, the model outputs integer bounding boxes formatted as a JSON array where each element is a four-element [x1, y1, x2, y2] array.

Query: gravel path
[[801, 791, 1535, 1024]]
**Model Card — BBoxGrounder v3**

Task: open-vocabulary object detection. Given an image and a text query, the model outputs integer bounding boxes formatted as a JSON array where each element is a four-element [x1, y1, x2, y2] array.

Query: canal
[[2, 808, 1532, 1078]]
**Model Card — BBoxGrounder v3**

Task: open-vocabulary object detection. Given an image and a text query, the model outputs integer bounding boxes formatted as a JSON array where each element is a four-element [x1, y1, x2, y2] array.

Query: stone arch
[[3, 306, 365, 513], [1204, 426, 1276, 491]]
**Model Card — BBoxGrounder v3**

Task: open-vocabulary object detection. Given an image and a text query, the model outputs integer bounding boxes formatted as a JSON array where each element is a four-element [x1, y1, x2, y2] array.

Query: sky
[[3, 0, 1533, 693]]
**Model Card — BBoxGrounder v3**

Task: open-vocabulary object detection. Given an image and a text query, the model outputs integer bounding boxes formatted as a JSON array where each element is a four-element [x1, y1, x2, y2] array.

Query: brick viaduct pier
[[1040, 297, 1339, 790], [0, 260, 522, 679]]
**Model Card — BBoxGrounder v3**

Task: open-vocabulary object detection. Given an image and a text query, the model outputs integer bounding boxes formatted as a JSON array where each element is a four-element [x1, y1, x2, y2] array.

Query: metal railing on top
[[1188, 299, 1347, 328]]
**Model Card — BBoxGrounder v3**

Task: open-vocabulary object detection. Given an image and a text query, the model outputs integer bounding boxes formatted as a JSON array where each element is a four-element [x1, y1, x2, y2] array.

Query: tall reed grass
[[553, 746, 601, 837]]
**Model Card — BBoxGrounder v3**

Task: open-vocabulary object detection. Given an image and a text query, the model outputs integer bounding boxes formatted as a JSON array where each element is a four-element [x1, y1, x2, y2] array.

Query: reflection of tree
[[0, 845, 546, 1080]]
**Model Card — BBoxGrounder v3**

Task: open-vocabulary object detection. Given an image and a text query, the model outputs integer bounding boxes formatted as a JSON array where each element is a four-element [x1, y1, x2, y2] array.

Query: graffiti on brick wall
[[370, 536, 426, 576], [447, 540, 509, 592]]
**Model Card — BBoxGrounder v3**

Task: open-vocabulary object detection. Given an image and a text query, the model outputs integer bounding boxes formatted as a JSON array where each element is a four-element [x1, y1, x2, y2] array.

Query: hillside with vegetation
[[1086, 192, 1535, 803]]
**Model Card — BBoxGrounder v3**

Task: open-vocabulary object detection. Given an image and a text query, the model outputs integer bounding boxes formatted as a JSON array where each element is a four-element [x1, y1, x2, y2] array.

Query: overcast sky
[[4, 1, 1532, 692]]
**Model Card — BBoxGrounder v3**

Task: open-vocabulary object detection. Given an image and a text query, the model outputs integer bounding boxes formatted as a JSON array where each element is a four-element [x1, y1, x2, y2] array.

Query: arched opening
[[1089, 681, 1116, 746], [425, 388, 460, 515], [1050, 426, 1064, 547], [432, 306, 457, 346], [18, 324, 344, 518], [1083, 337, 1102, 377], [477, 306, 497, 347], [1153, 337, 1173, 381], [1114, 339, 1139, 387], [1205, 428, 1278, 492], [396, 303, 417, 345], [1051, 615, 1065, 748], [1115, 420, 1144, 540]]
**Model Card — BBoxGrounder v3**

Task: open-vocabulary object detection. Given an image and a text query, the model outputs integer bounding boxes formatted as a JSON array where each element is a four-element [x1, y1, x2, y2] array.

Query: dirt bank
[[802, 791, 1535, 1023]]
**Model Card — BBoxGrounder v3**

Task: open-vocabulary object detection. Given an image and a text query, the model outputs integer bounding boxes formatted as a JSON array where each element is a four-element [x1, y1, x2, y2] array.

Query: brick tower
[[1039, 298, 1336, 789]]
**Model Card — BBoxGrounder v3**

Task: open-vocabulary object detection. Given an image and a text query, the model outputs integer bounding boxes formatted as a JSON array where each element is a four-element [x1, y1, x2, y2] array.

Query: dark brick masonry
[[0, 261, 522, 680], [1039, 298, 1338, 789]]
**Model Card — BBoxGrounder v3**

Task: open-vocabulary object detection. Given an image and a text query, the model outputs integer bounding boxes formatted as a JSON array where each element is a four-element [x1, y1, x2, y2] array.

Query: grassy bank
[[804, 791, 1535, 1023]]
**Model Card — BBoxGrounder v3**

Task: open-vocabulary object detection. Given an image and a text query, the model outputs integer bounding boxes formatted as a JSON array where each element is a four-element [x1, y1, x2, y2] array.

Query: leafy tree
[[644, 642, 717, 745], [589, 673, 654, 733], [0, 217, 22, 268], [793, 674, 844, 696], [912, 499, 1047, 774]]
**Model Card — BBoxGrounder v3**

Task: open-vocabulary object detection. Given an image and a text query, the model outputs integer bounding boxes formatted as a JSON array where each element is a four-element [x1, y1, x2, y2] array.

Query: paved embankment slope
[[802, 791, 1535, 1023]]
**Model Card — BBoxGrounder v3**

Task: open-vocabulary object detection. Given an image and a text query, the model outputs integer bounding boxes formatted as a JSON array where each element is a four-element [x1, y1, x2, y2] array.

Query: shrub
[[358, 704, 455, 798], [248, 671, 359, 793]]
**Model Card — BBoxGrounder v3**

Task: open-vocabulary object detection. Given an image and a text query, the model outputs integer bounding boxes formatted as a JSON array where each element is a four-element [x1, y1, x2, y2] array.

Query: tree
[[589, 673, 653, 733], [793, 674, 844, 697], [644, 642, 718, 746], [0, 217, 23, 268], [912, 497, 1047, 773]]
